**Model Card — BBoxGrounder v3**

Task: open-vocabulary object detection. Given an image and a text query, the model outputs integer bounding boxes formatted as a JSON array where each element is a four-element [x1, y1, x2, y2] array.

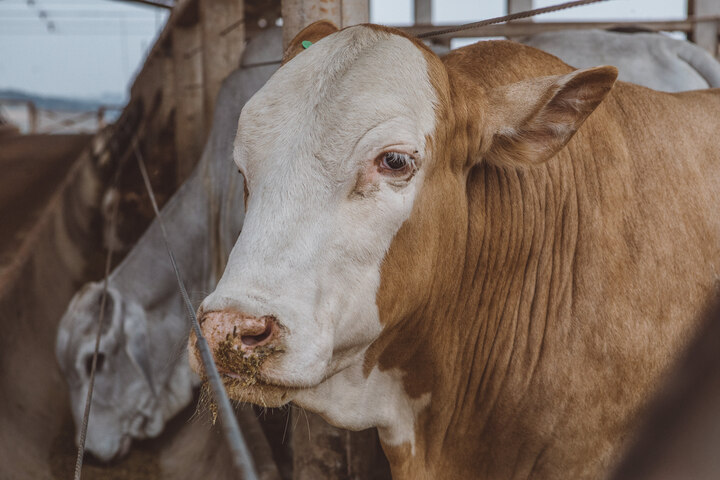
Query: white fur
[[56, 284, 198, 461], [294, 355, 431, 452], [202, 26, 437, 447]]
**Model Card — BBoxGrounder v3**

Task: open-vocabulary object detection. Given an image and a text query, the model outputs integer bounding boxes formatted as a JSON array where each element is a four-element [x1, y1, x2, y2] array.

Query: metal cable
[[417, 0, 611, 38], [74, 167, 121, 480], [133, 143, 258, 480]]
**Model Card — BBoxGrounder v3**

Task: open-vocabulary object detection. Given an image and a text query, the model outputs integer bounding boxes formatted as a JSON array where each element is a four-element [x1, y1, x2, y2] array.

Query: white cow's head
[[190, 22, 616, 444], [56, 282, 193, 461]]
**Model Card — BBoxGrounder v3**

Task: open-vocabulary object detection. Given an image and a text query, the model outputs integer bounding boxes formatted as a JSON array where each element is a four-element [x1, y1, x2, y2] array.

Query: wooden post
[[414, 0, 451, 49], [27, 101, 37, 134], [414, 0, 431, 25], [200, 0, 245, 132], [160, 53, 176, 126], [292, 410, 391, 480], [281, 0, 369, 50], [506, 0, 533, 41], [507, 0, 532, 15], [97, 106, 106, 130], [279, 4, 382, 477], [689, 0, 720, 57], [172, 18, 205, 184]]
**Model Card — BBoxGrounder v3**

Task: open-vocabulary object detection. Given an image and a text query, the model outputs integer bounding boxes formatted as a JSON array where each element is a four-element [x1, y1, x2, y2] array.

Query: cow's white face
[[193, 23, 619, 455], [56, 283, 162, 461], [195, 26, 436, 408], [57, 282, 197, 461]]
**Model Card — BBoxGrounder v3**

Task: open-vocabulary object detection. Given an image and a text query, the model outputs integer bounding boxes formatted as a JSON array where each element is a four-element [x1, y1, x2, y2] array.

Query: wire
[[417, 0, 612, 38], [73, 165, 121, 480]]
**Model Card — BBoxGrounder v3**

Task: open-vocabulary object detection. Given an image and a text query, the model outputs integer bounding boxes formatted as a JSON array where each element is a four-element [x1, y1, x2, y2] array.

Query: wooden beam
[[281, 0, 369, 51], [200, 0, 245, 133], [172, 20, 205, 184], [689, 0, 720, 57]]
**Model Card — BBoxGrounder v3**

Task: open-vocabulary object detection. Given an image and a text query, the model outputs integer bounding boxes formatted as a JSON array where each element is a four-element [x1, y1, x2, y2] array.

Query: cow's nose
[[200, 311, 278, 354]]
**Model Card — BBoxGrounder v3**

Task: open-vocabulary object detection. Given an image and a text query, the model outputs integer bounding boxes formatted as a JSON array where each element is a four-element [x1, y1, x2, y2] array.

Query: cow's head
[[190, 22, 616, 444], [56, 282, 196, 461]]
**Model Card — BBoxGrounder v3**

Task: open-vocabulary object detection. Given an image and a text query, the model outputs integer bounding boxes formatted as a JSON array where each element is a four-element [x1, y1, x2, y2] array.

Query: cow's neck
[[376, 158, 581, 479]]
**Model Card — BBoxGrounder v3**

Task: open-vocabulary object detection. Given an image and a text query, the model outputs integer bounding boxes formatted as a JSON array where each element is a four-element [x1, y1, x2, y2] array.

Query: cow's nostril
[[241, 322, 273, 347], [84, 352, 106, 376]]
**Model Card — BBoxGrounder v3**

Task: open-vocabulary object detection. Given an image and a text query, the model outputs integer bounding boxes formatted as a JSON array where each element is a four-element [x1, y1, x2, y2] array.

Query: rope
[[74, 166, 121, 480], [133, 143, 259, 480], [417, 0, 612, 38]]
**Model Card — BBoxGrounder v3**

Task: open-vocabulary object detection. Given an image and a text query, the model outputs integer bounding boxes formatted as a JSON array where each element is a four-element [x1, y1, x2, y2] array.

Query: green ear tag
[[301, 40, 313, 49]]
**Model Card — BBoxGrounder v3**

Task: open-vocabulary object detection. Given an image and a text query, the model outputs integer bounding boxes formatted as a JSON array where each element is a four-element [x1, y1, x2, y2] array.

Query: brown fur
[[365, 38, 720, 479], [274, 24, 720, 479]]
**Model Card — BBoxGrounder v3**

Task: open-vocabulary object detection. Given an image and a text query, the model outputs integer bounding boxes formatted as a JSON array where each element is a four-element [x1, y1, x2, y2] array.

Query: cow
[[520, 29, 720, 92], [189, 21, 720, 479], [56, 25, 720, 466], [54, 28, 280, 462]]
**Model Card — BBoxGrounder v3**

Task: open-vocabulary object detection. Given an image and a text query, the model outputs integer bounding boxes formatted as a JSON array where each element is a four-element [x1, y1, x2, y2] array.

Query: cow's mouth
[[209, 374, 296, 408], [214, 338, 283, 381], [207, 339, 292, 407]]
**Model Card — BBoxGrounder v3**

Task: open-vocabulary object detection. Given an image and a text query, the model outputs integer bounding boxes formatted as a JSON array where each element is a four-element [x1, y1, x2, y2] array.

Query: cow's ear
[[478, 65, 618, 167], [282, 20, 339, 64]]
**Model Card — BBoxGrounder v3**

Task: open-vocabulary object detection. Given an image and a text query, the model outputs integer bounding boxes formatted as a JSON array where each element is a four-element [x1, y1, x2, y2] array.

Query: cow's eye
[[379, 152, 414, 176], [382, 152, 408, 170]]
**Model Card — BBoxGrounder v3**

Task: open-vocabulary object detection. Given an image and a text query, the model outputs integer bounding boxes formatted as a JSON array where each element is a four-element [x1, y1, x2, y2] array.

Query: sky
[[0, 0, 687, 101], [0, 0, 169, 100]]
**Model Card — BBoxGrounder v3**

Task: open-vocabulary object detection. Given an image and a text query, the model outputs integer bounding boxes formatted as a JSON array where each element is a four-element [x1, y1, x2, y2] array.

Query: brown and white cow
[[189, 22, 720, 479]]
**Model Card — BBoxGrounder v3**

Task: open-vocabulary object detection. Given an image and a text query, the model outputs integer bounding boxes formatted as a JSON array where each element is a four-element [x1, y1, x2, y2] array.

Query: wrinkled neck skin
[[376, 157, 580, 479], [358, 85, 719, 478]]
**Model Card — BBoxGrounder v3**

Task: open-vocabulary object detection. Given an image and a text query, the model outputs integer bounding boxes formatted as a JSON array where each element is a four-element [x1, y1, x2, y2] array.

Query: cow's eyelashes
[[377, 151, 415, 177]]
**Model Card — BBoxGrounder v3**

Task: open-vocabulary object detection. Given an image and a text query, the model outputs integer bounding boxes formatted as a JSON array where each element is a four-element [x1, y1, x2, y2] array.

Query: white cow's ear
[[479, 65, 618, 166], [282, 20, 339, 64]]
